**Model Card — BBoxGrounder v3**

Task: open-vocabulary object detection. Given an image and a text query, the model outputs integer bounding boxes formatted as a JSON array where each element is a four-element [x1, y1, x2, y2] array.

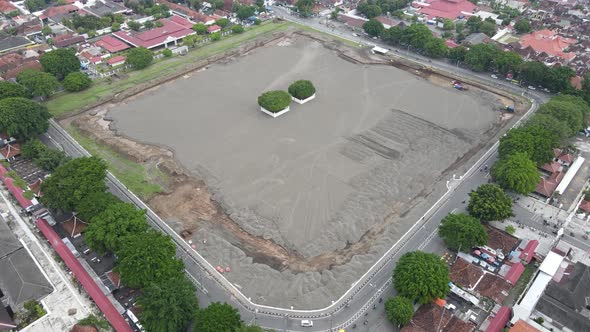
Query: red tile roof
[[557, 153, 573, 164], [71, 325, 98, 332], [0, 143, 20, 159], [401, 303, 475, 332], [207, 24, 221, 33], [95, 35, 130, 53], [445, 39, 460, 48], [42, 4, 80, 19], [571, 75, 583, 90], [450, 258, 483, 289], [486, 307, 511, 332], [106, 55, 125, 65], [476, 273, 512, 303], [519, 29, 577, 61], [106, 270, 121, 288], [535, 171, 564, 197], [113, 18, 194, 49], [338, 14, 367, 28], [0, 0, 18, 14], [170, 15, 194, 29], [519, 240, 539, 264], [28, 178, 43, 197], [416, 0, 476, 20], [505, 262, 525, 284], [2, 60, 42, 80], [36, 218, 133, 332], [510, 319, 540, 332], [62, 215, 87, 238], [540, 161, 560, 173], [157, 0, 215, 24]]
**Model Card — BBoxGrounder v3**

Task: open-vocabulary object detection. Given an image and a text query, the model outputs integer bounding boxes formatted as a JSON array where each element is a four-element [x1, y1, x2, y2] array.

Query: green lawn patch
[[45, 21, 290, 117], [68, 125, 165, 200]]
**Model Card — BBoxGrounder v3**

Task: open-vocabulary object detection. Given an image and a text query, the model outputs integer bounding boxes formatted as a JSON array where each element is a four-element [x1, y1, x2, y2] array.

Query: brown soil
[[63, 29, 526, 274]]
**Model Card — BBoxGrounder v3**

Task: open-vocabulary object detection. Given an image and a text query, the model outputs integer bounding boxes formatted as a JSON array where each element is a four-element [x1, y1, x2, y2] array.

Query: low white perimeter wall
[[260, 106, 291, 118], [291, 93, 316, 105]]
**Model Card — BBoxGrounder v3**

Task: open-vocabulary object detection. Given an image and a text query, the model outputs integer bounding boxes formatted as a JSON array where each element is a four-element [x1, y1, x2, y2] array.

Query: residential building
[[413, 0, 476, 20], [518, 29, 577, 63], [113, 18, 195, 49]]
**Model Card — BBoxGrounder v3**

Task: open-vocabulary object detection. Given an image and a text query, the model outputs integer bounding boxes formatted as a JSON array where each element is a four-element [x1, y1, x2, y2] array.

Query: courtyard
[[101, 34, 511, 307]]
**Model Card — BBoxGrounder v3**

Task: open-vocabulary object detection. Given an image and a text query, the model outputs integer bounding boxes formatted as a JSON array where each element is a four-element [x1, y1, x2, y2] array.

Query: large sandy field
[[105, 34, 510, 307]]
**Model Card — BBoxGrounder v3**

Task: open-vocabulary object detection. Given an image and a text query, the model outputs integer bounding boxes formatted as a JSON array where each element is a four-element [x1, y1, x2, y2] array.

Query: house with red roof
[[0, 143, 20, 161], [485, 306, 511, 332], [113, 18, 195, 49], [169, 15, 195, 29], [95, 35, 130, 53], [106, 55, 126, 67], [553, 148, 573, 166], [414, 0, 476, 20], [535, 171, 564, 198], [540, 161, 561, 174], [0, 0, 18, 14], [519, 240, 539, 264], [505, 262, 525, 284], [207, 24, 221, 33], [519, 29, 577, 63], [157, 0, 215, 25], [579, 200, 590, 213]]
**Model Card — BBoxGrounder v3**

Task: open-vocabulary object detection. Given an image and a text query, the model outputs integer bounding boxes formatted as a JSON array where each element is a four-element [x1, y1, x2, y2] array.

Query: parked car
[[528, 85, 536, 90], [491, 74, 498, 79], [301, 320, 313, 327]]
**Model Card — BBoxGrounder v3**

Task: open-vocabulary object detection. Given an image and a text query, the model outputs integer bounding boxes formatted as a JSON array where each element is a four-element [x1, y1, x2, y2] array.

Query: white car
[[528, 85, 536, 90], [301, 320, 314, 327], [491, 74, 498, 79]]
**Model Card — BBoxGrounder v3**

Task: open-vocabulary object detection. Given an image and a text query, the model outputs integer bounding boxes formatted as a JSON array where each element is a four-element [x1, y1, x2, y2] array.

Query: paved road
[[41, 15, 548, 331]]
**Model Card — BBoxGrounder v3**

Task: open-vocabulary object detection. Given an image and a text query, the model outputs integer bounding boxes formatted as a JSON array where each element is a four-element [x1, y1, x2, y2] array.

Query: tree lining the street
[[467, 184, 513, 222], [438, 213, 488, 251], [393, 251, 450, 304]]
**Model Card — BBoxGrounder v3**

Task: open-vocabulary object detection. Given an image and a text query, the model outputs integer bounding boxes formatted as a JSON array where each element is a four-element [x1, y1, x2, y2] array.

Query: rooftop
[[536, 262, 590, 331], [416, 0, 477, 20], [519, 29, 577, 61], [505, 262, 525, 284], [0, 143, 20, 160], [449, 257, 484, 290], [486, 306, 511, 332], [509, 319, 540, 332], [519, 240, 539, 264], [401, 303, 475, 332], [486, 225, 519, 255], [113, 18, 195, 49], [0, 220, 53, 307], [0, 34, 33, 53], [475, 273, 512, 303]]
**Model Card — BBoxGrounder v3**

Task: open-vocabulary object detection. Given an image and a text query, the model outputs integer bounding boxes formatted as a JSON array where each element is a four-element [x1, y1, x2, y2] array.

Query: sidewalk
[[0, 190, 94, 332]]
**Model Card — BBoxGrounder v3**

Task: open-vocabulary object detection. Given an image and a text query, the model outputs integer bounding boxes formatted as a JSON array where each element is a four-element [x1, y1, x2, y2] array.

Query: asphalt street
[[40, 13, 549, 331]]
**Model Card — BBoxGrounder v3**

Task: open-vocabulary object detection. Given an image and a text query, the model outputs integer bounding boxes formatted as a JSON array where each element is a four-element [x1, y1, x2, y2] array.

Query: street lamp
[[254, 308, 258, 325], [330, 312, 334, 331]]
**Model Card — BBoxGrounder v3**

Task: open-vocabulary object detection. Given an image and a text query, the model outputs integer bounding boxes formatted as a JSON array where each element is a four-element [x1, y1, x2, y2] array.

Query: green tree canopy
[[76, 191, 120, 221], [499, 126, 557, 165], [381, 26, 403, 45], [467, 184, 513, 222], [514, 19, 531, 34], [215, 18, 229, 27], [357, 2, 382, 18], [232, 24, 244, 33], [363, 18, 384, 37], [16, 69, 59, 98], [0, 98, 51, 140], [236, 5, 256, 20], [0, 81, 29, 100], [480, 21, 496, 37], [137, 277, 199, 332], [547, 66, 576, 93], [495, 51, 523, 75], [40, 157, 107, 211], [520, 61, 550, 87], [424, 38, 448, 58], [40, 48, 81, 80], [258, 90, 291, 112], [192, 23, 208, 34], [464, 44, 499, 72], [35, 148, 69, 172], [538, 95, 589, 136], [236, 325, 264, 332], [63, 72, 92, 92], [288, 80, 316, 100], [385, 296, 414, 326], [526, 113, 571, 142], [21, 139, 46, 160], [448, 46, 468, 63], [438, 213, 488, 251], [491, 152, 540, 195], [116, 230, 184, 289], [126, 47, 153, 69], [295, 0, 314, 17], [193, 302, 242, 332], [85, 202, 149, 254], [393, 251, 450, 304]]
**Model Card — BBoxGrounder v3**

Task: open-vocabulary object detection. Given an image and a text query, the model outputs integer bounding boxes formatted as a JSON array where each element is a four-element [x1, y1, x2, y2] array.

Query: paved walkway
[[0, 190, 94, 332]]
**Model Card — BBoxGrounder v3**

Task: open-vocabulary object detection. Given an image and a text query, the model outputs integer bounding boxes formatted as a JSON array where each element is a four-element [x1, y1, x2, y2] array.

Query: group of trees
[[21, 138, 69, 172], [126, 47, 154, 69], [438, 183, 513, 253], [39, 156, 260, 331], [361, 20, 576, 93], [492, 95, 590, 194], [356, 0, 413, 17], [385, 250, 450, 326], [15, 48, 91, 98]]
